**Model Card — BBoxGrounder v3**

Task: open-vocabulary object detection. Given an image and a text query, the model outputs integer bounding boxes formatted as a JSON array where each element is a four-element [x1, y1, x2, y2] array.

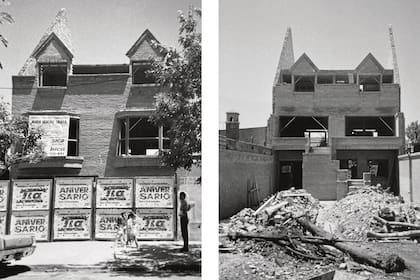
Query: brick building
[[220, 27, 405, 211], [5, 9, 201, 241]]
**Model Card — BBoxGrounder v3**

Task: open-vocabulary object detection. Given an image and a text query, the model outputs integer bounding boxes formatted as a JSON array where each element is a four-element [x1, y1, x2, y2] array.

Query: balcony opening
[[317, 75, 333, 84], [359, 75, 380, 92], [294, 75, 315, 92], [132, 62, 156, 84], [335, 75, 349, 84], [39, 63, 67, 87], [345, 116, 395, 136], [279, 116, 328, 137]]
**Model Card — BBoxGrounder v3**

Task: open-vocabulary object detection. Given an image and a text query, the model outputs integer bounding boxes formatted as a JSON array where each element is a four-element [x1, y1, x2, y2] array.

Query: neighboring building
[[5, 9, 201, 241], [220, 27, 405, 215]]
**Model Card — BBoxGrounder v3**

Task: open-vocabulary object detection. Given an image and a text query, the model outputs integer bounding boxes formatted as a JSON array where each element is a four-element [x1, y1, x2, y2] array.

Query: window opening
[[294, 75, 315, 92], [67, 118, 79, 156], [345, 116, 395, 136], [317, 75, 333, 84], [359, 75, 381, 92], [39, 63, 67, 87], [132, 62, 155, 84]]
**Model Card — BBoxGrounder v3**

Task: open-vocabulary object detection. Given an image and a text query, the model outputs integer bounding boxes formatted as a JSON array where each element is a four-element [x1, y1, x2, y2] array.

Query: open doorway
[[279, 161, 302, 190]]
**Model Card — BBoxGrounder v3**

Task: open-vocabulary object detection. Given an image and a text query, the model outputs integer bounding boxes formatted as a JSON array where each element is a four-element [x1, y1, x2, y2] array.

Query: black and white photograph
[[219, 0, 420, 279], [0, 0, 201, 279]]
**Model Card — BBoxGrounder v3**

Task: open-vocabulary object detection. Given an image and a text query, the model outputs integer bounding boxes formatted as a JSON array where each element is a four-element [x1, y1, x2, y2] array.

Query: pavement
[[0, 241, 201, 279]]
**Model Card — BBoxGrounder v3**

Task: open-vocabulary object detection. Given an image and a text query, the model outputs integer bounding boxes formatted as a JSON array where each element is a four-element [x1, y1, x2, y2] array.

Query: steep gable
[[290, 53, 318, 74], [356, 53, 384, 73], [33, 33, 73, 63], [126, 29, 162, 61]]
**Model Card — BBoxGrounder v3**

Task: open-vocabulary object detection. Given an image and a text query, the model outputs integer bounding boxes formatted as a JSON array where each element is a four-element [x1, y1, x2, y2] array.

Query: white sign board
[[0, 212, 6, 235], [10, 211, 49, 241], [55, 177, 93, 209], [136, 208, 174, 240], [95, 209, 122, 240], [0, 181, 8, 211], [96, 178, 133, 208], [29, 115, 70, 157], [135, 177, 174, 208], [53, 209, 91, 240], [12, 180, 51, 211]]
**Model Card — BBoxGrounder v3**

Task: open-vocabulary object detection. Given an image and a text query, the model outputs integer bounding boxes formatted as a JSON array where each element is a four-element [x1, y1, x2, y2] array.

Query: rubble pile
[[226, 188, 320, 235], [317, 186, 420, 241]]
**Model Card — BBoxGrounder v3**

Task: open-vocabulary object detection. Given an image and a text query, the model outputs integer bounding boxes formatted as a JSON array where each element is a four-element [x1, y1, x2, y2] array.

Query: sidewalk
[[15, 240, 201, 275]]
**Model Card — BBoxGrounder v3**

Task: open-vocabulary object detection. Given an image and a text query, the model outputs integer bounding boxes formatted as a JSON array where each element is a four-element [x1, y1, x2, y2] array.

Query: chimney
[[226, 112, 239, 140]]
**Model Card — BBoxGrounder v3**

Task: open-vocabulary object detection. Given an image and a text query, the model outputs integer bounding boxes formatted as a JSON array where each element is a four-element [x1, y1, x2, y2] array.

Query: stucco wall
[[399, 152, 420, 204]]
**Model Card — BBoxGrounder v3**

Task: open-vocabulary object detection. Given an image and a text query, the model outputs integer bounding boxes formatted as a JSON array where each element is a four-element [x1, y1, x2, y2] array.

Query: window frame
[[131, 61, 157, 85], [67, 117, 80, 157], [38, 62, 68, 88], [117, 116, 169, 157]]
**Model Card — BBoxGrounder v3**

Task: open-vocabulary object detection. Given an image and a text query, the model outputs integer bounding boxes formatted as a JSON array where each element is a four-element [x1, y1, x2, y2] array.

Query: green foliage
[[149, 8, 201, 170], [0, 102, 44, 171], [406, 121, 420, 144]]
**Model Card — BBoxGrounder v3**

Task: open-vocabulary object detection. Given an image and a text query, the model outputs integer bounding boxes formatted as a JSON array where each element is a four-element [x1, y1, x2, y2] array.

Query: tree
[[0, 102, 44, 175], [149, 8, 201, 170], [0, 0, 14, 69], [406, 121, 420, 152]]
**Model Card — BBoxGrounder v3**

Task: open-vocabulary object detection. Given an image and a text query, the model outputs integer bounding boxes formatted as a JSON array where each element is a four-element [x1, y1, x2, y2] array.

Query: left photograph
[[0, 0, 201, 279]]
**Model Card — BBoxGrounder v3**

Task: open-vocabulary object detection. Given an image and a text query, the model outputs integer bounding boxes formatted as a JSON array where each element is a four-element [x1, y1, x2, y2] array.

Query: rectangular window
[[279, 116, 328, 137], [39, 63, 67, 87], [335, 75, 349, 84], [132, 62, 155, 84], [317, 75, 333, 84], [294, 75, 315, 92], [345, 116, 395, 136], [67, 118, 79, 156], [359, 75, 381, 92], [117, 117, 168, 156]]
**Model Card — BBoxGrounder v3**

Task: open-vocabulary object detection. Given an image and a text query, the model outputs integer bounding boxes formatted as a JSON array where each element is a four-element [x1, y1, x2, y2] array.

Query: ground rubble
[[220, 187, 420, 279]]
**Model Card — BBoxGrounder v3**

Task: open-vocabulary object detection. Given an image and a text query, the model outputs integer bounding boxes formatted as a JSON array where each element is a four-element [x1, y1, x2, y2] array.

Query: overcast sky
[[220, 0, 420, 129], [0, 0, 200, 104]]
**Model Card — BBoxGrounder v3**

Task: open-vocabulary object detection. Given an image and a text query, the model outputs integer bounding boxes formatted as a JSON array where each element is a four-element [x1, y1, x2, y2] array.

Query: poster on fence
[[29, 115, 70, 157], [10, 211, 49, 241], [0, 181, 8, 211], [135, 177, 174, 208], [12, 180, 51, 211], [135, 209, 174, 240], [96, 178, 133, 208], [0, 212, 6, 235], [53, 209, 91, 240], [95, 209, 122, 240], [54, 177, 93, 209]]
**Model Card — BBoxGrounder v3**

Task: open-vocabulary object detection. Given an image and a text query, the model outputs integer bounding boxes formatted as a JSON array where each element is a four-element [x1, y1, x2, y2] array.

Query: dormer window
[[359, 75, 381, 92], [39, 63, 68, 87], [294, 75, 315, 92], [132, 62, 155, 85]]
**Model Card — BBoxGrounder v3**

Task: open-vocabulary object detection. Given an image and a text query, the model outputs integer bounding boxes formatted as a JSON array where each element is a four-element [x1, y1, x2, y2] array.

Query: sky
[[0, 0, 200, 104], [220, 0, 420, 129]]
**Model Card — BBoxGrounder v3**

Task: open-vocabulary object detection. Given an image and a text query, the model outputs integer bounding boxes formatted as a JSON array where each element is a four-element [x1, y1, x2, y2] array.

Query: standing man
[[179, 191, 193, 252]]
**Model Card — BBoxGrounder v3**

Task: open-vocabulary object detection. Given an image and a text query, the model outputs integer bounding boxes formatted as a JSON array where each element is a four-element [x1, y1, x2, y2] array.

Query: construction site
[[219, 26, 420, 279]]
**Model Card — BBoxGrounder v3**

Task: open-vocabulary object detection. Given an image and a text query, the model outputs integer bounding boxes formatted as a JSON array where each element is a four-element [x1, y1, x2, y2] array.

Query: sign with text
[[96, 178, 133, 208], [29, 115, 70, 157], [55, 177, 93, 209], [0, 212, 6, 235], [10, 211, 49, 241], [136, 209, 174, 240], [95, 209, 122, 240], [53, 209, 91, 240], [12, 180, 51, 211], [135, 177, 174, 208], [0, 181, 8, 211]]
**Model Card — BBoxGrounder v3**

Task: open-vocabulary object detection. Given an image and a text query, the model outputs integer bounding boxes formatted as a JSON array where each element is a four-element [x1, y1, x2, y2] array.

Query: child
[[126, 212, 139, 248]]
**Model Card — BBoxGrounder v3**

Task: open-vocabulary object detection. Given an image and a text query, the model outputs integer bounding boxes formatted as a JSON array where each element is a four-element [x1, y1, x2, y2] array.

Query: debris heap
[[317, 186, 420, 241]]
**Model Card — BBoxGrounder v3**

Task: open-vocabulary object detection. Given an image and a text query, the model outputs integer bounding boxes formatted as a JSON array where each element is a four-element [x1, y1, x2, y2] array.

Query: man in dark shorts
[[179, 192, 193, 252]]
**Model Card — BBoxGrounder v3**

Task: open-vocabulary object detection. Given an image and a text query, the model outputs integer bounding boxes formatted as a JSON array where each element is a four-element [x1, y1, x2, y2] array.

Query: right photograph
[[219, 0, 420, 279]]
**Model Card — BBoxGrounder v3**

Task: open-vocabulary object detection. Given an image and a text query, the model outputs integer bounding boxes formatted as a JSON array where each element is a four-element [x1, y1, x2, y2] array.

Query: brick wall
[[219, 136, 274, 219]]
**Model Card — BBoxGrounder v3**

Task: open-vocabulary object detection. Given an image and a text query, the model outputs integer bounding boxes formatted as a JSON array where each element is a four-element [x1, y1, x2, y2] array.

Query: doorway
[[279, 161, 302, 190]]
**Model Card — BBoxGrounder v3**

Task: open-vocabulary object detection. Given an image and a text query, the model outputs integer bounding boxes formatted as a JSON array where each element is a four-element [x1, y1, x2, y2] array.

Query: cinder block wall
[[12, 75, 174, 178], [219, 137, 274, 219]]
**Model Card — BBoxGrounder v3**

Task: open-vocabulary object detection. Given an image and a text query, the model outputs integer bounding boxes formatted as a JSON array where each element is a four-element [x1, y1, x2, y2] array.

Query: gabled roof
[[290, 53, 319, 73], [18, 8, 73, 76], [126, 29, 160, 58], [32, 32, 73, 59], [355, 53, 384, 73]]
